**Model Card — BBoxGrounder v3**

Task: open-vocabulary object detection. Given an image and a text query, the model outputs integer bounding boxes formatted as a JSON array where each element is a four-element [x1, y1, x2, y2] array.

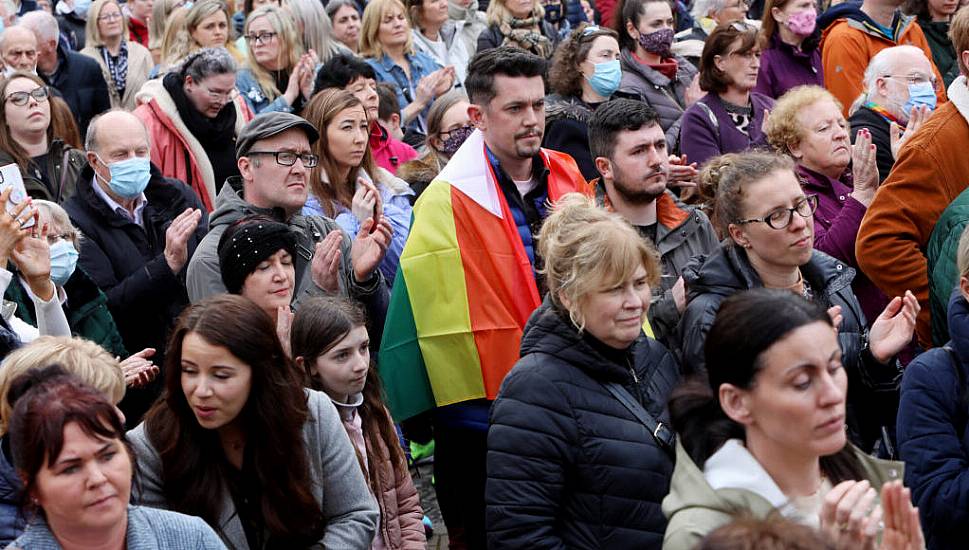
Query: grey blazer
[[7, 505, 227, 549], [127, 389, 379, 550]]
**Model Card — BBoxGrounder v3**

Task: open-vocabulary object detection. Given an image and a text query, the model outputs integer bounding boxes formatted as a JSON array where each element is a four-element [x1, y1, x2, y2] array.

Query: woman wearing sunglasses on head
[[678, 152, 918, 455]]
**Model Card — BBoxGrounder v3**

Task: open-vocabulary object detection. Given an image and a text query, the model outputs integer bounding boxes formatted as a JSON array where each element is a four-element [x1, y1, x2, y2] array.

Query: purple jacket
[[754, 33, 824, 99], [679, 92, 774, 168], [796, 164, 888, 322]]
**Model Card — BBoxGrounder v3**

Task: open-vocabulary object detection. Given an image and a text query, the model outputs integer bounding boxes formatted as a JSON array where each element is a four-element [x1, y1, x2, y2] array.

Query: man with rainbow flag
[[379, 47, 591, 549]]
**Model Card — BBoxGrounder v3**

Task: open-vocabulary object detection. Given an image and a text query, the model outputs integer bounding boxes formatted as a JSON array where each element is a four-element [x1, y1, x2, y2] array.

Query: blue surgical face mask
[[904, 81, 937, 115], [49, 240, 79, 287], [73, 0, 92, 18], [95, 155, 152, 199], [585, 59, 621, 98]]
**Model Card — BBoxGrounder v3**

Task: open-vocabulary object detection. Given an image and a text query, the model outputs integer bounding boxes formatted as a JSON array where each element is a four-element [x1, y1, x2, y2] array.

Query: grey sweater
[[6, 505, 227, 549], [127, 389, 379, 550]]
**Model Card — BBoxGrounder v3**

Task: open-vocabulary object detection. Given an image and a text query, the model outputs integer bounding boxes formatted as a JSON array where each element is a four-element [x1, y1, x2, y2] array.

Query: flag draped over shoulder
[[379, 129, 590, 420]]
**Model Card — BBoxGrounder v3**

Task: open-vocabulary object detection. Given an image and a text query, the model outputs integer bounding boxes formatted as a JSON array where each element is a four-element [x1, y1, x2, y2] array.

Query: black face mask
[[544, 4, 562, 23]]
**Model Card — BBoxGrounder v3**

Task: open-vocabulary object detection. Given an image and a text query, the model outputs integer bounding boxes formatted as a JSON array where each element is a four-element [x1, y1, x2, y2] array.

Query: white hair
[[850, 45, 929, 113], [691, 0, 727, 21], [19, 10, 59, 44]]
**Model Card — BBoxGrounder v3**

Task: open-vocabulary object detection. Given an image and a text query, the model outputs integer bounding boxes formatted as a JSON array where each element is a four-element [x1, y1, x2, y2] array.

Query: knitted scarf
[[498, 15, 553, 59]]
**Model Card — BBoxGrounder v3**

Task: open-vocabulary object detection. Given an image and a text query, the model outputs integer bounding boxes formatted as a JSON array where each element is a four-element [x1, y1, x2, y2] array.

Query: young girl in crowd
[[292, 296, 426, 550]]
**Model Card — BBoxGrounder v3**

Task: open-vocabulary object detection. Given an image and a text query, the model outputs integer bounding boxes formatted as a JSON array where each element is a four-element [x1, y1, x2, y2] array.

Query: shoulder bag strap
[[602, 381, 676, 457]]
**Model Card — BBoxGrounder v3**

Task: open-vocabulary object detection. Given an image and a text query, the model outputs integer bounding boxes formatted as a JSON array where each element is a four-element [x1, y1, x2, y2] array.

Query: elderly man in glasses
[[187, 111, 392, 340]]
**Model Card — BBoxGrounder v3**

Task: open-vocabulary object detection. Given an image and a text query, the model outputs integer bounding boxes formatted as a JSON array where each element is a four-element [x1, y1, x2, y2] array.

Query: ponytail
[[668, 376, 744, 465]]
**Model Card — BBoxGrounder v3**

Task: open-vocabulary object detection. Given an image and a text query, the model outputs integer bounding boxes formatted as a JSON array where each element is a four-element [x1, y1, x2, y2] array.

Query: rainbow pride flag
[[378, 130, 590, 420]]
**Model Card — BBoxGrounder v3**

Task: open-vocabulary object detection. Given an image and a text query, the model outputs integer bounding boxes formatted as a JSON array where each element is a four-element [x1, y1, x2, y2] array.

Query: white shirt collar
[[91, 177, 148, 226]]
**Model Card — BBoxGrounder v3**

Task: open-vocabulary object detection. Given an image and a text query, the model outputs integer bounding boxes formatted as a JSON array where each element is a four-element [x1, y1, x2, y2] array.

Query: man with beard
[[379, 47, 589, 550], [848, 46, 937, 183], [588, 98, 718, 348]]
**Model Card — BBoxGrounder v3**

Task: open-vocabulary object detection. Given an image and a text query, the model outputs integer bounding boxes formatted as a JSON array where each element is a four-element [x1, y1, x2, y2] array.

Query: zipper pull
[[629, 366, 639, 384]]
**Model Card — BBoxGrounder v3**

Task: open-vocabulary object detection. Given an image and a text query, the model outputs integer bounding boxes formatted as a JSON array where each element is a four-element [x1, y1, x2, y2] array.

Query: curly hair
[[764, 85, 843, 156], [549, 24, 619, 98]]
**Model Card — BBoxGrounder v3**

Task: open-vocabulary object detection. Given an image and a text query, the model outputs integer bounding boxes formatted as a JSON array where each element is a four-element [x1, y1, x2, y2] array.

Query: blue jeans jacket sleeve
[[236, 68, 293, 114]]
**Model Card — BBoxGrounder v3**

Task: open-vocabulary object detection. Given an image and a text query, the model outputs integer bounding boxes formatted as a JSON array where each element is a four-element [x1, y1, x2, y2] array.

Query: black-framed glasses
[[5, 86, 49, 106], [245, 31, 278, 45], [246, 150, 319, 168], [736, 195, 818, 230]]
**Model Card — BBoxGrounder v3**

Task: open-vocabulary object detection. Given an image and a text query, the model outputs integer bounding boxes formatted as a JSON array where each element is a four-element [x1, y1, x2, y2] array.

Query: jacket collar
[[947, 76, 969, 126], [620, 48, 691, 87], [796, 164, 853, 194], [75, 163, 174, 228], [593, 178, 691, 232]]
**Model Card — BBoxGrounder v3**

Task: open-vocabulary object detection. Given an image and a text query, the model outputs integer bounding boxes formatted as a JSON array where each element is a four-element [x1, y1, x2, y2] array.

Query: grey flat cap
[[236, 112, 320, 159]]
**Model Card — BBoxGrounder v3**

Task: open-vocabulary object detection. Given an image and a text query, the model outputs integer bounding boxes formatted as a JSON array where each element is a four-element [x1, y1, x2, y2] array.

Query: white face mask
[[3, 66, 37, 78]]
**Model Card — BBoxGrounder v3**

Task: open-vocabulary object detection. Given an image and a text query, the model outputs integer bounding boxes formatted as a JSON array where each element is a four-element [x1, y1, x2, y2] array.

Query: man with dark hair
[[314, 53, 417, 174], [379, 47, 590, 550], [588, 98, 717, 346], [375, 82, 404, 142]]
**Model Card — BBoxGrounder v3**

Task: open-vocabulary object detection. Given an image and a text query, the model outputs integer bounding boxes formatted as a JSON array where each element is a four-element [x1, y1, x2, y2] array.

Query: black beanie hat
[[217, 217, 299, 294]]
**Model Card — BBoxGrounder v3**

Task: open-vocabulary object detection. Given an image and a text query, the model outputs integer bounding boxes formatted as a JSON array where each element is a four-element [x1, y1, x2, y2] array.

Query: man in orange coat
[[821, 0, 946, 117], [856, 7, 969, 348]]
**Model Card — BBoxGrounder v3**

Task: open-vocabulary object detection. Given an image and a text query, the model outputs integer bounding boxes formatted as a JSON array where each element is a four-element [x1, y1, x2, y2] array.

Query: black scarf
[[163, 72, 240, 191]]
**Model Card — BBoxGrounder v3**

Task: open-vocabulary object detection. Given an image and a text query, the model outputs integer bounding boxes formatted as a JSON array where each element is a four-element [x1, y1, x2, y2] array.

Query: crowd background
[[0, 0, 963, 546]]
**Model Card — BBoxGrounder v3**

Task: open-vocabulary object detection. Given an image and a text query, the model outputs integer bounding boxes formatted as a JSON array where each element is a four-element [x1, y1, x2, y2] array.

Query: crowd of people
[[0, 0, 964, 546]]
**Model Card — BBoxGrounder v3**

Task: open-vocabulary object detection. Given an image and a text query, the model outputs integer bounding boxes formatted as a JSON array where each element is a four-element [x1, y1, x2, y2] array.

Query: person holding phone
[[302, 89, 411, 285]]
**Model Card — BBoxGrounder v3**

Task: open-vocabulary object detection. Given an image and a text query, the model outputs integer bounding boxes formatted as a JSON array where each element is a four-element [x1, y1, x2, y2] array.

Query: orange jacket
[[856, 84, 969, 348], [822, 12, 946, 118]]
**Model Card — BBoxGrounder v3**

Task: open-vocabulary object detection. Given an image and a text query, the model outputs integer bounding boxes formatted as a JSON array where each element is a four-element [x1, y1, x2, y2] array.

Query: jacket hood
[[818, 1, 863, 30], [683, 244, 855, 304], [520, 298, 637, 383], [208, 176, 289, 229], [819, 3, 916, 40]]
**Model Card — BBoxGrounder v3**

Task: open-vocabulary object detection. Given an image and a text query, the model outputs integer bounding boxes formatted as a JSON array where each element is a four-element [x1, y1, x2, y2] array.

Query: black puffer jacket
[[677, 243, 903, 451], [486, 299, 679, 549]]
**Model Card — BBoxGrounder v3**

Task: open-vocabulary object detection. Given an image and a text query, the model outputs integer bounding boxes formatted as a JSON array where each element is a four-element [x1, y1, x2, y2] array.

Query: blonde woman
[[235, 5, 318, 114], [476, 0, 558, 58], [81, 0, 153, 110], [160, 0, 244, 70], [283, 0, 343, 64], [407, 0, 472, 83], [360, 0, 454, 133], [148, 0, 184, 64]]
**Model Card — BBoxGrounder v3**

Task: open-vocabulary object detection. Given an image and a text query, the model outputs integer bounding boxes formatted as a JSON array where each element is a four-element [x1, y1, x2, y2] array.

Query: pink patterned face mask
[[786, 8, 817, 37]]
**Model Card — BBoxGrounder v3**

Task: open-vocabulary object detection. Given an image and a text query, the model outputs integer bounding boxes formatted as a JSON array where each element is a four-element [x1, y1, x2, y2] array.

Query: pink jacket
[[370, 124, 418, 176], [336, 397, 426, 550]]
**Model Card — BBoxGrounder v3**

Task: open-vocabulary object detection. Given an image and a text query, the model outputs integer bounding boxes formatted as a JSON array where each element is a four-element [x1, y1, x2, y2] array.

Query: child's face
[[312, 325, 371, 403]]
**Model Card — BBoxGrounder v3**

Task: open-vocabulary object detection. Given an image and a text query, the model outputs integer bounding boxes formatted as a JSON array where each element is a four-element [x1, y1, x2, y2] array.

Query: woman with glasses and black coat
[[0, 73, 86, 204], [677, 151, 918, 454], [133, 47, 254, 211]]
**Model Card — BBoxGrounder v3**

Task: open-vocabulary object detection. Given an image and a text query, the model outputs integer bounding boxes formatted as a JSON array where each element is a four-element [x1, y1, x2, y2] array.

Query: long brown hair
[[144, 295, 325, 544], [290, 297, 408, 501], [304, 88, 377, 217], [49, 96, 82, 149], [0, 72, 54, 172]]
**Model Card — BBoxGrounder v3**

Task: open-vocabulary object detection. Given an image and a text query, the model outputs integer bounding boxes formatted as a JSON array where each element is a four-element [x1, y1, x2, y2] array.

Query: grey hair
[[325, 0, 358, 19], [850, 45, 927, 113], [19, 10, 60, 44], [0, 25, 34, 51], [284, 0, 340, 63], [85, 109, 151, 154], [32, 200, 81, 248], [176, 46, 237, 82], [691, 0, 727, 21]]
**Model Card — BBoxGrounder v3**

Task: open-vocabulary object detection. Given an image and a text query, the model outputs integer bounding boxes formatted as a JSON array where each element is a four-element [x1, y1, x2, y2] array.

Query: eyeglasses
[[736, 195, 818, 230], [198, 83, 237, 102], [882, 74, 942, 92], [5, 86, 49, 106], [439, 124, 473, 140], [246, 150, 319, 168], [98, 11, 123, 21], [245, 31, 278, 45]]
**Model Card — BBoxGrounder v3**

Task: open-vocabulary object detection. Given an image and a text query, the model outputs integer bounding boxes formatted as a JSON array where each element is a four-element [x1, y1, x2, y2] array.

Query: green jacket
[[661, 440, 904, 550], [0, 139, 86, 204], [4, 266, 127, 357], [919, 16, 961, 89], [926, 185, 969, 346]]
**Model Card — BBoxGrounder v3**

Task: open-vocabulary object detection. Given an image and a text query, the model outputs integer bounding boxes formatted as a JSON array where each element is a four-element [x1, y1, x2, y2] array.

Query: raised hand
[[0, 187, 31, 267], [869, 290, 919, 364], [351, 178, 381, 224], [668, 154, 699, 189], [164, 208, 202, 273], [12, 220, 54, 301], [310, 231, 343, 293], [120, 348, 159, 388], [890, 105, 929, 160], [820, 479, 881, 550], [276, 305, 294, 358], [350, 217, 392, 283], [851, 128, 879, 206], [878, 481, 925, 550]]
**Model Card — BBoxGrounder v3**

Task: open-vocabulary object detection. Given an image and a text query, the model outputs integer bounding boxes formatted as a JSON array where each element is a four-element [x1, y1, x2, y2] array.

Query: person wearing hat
[[217, 215, 298, 352], [63, 108, 208, 426], [187, 110, 393, 345]]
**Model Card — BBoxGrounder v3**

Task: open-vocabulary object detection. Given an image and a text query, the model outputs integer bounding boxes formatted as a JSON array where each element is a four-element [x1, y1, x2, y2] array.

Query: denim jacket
[[365, 51, 443, 134]]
